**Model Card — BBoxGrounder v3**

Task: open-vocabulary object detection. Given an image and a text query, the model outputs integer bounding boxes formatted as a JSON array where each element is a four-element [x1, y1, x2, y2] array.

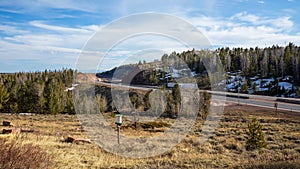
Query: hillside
[[97, 43, 300, 98]]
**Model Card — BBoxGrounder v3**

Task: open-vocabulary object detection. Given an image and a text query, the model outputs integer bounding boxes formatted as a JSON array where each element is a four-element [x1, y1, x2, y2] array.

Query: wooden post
[[133, 112, 137, 129], [274, 102, 278, 114]]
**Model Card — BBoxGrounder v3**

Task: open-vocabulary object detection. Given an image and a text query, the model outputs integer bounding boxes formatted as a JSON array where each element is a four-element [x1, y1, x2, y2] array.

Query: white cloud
[[2, 12, 299, 55], [0, 0, 100, 13], [231, 12, 259, 23], [258, 0, 265, 4], [184, 12, 300, 48], [268, 16, 293, 30], [29, 21, 93, 33], [0, 21, 99, 72], [230, 12, 294, 31], [0, 8, 23, 14], [74, 13, 212, 72], [0, 25, 29, 34], [1, 10, 300, 72], [235, 0, 249, 2]]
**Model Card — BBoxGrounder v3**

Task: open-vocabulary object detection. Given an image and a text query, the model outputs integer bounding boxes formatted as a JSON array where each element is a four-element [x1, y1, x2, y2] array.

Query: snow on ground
[[253, 79, 261, 86], [248, 89, 254, 94], [278, 82, 293, 90], [218, 71, 296, 97], [167, 83, 176, 88], [65, 87, 74, 91], [226, 83, 236, 90], [171, 69, 180, 78], [253, 78, 274, 87], [179, 83, 198, 89], [167, 83, 198, 89], [258, 87, 269, 92], [227, 76, 235, 83]]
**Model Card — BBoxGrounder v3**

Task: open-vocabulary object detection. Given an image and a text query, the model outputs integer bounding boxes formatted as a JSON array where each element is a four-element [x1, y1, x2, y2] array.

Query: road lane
[[225, 97, 300, 112], [96, 81, 300, 112]]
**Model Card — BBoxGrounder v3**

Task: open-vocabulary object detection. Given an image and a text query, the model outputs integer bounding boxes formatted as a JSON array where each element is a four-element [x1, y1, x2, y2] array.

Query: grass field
[[0, 104, 299, 169]]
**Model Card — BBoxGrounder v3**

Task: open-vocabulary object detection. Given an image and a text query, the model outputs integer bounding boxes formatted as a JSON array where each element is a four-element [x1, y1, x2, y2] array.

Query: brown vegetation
[[0, 104, 299, 168], [0, 137, 52, 169]]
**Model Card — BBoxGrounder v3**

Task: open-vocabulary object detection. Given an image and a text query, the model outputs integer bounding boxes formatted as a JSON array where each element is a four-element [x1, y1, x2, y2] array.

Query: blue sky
[[0, 0, 300, 72]]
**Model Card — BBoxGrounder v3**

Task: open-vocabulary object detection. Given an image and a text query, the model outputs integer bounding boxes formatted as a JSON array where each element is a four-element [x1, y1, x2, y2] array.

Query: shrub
[[0, 137, 52, 169], [141, 121, 171, 129], [246, 118, 267, 151], [246, 161, 300, 169]]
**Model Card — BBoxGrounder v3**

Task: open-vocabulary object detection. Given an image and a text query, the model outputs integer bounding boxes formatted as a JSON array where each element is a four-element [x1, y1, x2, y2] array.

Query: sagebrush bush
[[246, 118, 267, 151], [246, 161, 300, 169], [0, 137, 52, 169]]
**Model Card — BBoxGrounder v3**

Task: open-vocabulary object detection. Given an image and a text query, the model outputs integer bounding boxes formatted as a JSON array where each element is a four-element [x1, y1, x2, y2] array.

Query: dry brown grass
[[0, 104, 299, 168], [0, 137, 52, 169]]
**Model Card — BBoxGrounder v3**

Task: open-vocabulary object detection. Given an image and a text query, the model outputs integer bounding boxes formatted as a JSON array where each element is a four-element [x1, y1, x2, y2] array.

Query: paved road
[[96, 81, 300, 112], [96, 82, 154, 91], [225, 97, 300, 113]]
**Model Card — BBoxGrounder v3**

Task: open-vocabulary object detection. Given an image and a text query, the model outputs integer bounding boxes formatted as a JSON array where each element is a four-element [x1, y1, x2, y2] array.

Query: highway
[[95, 81, 300, 113], [225, 97, 300, 113], [96, 82, 154, 91]]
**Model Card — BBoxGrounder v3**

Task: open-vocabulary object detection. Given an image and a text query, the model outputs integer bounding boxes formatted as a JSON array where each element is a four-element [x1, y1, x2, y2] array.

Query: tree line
[[175, 42, 300, 84], [1, 43, 299, 114], [127, 43, 300, 92], [0, 68, 211, 116], [92, 84, 211, 119], [0, 69, 75, 114]]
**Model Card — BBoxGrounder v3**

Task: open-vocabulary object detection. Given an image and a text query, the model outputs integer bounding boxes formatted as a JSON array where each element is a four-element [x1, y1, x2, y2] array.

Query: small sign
[[115, 114, 123, 125]]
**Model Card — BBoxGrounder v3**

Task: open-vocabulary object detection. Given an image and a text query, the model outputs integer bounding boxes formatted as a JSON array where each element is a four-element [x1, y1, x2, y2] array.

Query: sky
[[0, 0, 300, 72]]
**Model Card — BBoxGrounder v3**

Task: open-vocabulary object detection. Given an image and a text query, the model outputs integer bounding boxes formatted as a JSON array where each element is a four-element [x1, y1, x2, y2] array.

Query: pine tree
[[65, 90, 75, 114], [18, 83, 29, 112], [246, 118, 267, 151], [44, 77, 65, 114], [253, 82, 257, 94], [0, 83, 9, 110], [296, 88, 300, 98], [241, 81, 248, 93], [200, 91, 211, 119], [172, 84, 181, 118], [7, 79, 19, 113], [95, 94, 107, 113], [148, 89, 166, 117]]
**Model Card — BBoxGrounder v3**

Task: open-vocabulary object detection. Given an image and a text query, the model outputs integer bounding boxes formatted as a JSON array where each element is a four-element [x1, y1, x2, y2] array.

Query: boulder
[[73, 138, 92, 144], [2, 128, 20, 134], [3, 120, 13, 126], [20, 128, 34, 133], [65, 136, 91, 144], [65, 136, 76, 143]]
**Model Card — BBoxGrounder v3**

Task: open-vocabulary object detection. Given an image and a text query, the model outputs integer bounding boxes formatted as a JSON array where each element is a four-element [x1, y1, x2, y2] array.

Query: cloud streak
[[2, 12, 300, 72], [29, 21, 92, 33], [0, 0, 299, 72], [186, 11, 299, 47]]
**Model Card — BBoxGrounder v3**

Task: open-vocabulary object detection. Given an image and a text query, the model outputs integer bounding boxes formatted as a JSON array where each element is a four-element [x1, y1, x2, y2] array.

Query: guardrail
[[276, 98, 300, 104]]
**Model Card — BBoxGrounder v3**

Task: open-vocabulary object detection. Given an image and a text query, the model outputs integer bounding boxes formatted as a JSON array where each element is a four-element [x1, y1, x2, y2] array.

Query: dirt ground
[[0, 104, 299, 169]]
